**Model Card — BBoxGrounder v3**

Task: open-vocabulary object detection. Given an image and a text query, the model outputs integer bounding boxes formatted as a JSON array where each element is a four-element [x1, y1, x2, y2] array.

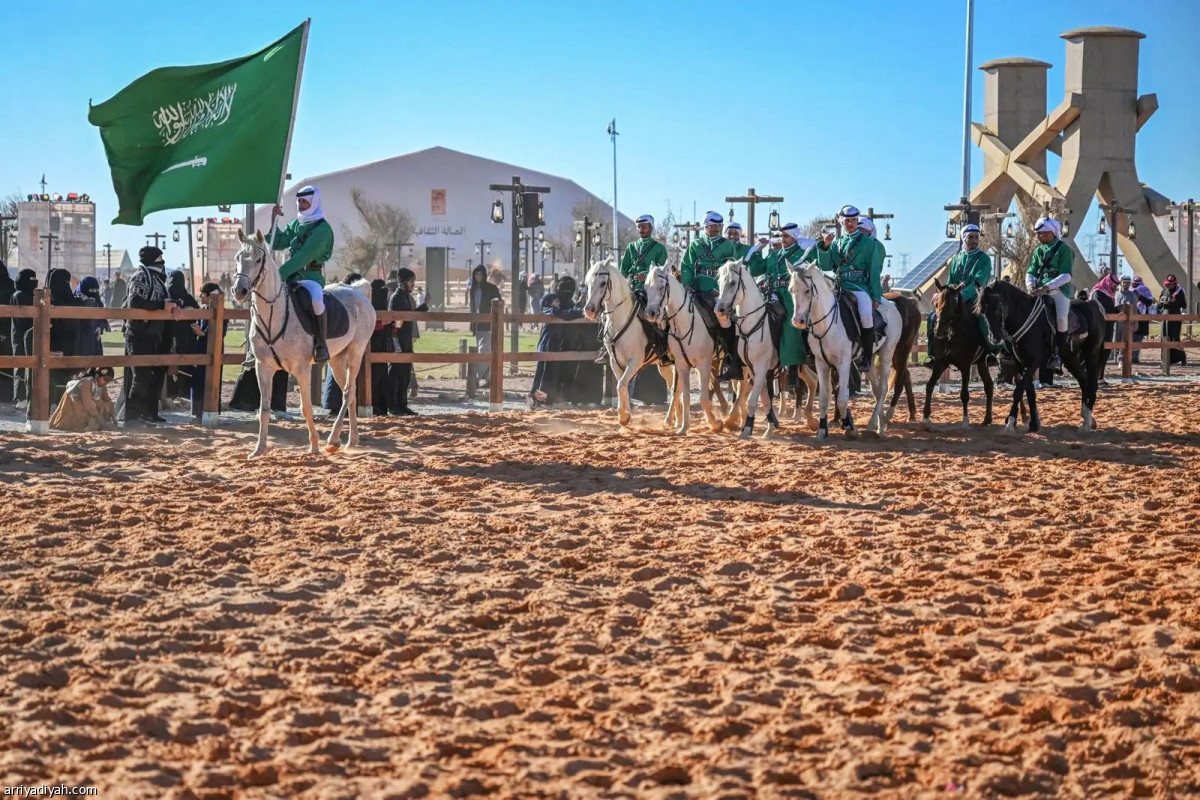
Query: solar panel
[[894, 240, 962, 290]]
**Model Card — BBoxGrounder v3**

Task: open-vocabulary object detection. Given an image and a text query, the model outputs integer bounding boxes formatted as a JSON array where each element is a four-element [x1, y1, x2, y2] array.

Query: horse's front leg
[[1025, 369, 1040, 433], [658, 363, 677, 429], [762, 368, 780, 439], [616, 357, 637, 427], [250, 359, 275, 460], [801, 366, 817, 430], [872, 357, 892, 436], [725, 377, 749, 432], [958, 362, 971, 429], [978, 359, 994, 426], [740, 368, 766, 440], [1005, 367, 1028, 433], [922, 357, 941, 430], [675, 362, 691, 435], [837, 359, 856, 439], [296, 363, 320, 454], [816, 360, 832, 440]]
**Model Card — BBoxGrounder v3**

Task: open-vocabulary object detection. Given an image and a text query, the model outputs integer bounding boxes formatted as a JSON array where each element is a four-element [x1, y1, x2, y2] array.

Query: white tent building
[[257, 146, 633, 310]]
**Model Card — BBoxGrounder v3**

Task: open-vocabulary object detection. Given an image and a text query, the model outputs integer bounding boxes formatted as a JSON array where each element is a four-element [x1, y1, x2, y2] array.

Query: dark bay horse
[[976, 280, 1105, 433], [885, 294, 922, 423], [923, 280, 994, 428]]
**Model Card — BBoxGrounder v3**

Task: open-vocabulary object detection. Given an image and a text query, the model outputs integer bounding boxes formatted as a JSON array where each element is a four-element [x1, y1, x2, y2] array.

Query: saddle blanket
[[293, 286, 351, 340], [837, 292, 888, 340]]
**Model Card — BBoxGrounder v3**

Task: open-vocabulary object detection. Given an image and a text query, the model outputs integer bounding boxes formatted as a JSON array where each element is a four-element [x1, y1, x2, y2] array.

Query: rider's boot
[[717, 326, 743, 381], [857, 327, 875, 370], [1047, 331, 1066, 373]]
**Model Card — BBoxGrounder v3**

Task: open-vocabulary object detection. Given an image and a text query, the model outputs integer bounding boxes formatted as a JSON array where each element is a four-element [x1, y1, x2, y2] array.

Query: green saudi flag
[[88, 21, 309, 226]]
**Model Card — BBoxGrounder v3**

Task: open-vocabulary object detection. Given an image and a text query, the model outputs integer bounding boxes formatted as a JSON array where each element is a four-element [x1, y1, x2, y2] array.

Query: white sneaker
[[1033, 380, 1043, 389]]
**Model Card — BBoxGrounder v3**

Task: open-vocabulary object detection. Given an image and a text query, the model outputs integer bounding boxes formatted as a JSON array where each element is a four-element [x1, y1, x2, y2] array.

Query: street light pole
[[960, 0, 976, 204], [103, 243, 113, 283], [145, 232, 167, 249], [39, 232, 60, 278], [608, 118, 619, 256], [173, 216, 203, 292], [489, 175, 552, 363], [725, 188, 785, 241], [0, 213, 16, 262], [1097, 202, 1137, 278]]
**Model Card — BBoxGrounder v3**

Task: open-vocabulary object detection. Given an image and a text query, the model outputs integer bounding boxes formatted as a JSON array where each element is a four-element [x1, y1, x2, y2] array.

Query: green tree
[[335, 187, 415, 279]]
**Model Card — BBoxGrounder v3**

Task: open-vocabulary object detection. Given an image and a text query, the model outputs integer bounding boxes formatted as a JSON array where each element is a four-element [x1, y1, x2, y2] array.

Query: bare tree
[[336, 187, 415, 279], [800, 216, 831, 239], [983, 197, 1041, 283], [572, 197, 636, 254]]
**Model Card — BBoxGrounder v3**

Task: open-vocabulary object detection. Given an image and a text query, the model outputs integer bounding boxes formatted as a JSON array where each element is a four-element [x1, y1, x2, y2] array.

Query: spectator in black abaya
[[47, 269, 82, 407], [125, 247, 181, 425], [468, 264, 502, 391], [9, 269, 37, 404], [0, 263, 14, 403], [531, 276, 584, 406], [387, 267, 427, 415], [1160, 274, 1187, 366], [74, 276, 109, 358], [165, 270, 200, 399]]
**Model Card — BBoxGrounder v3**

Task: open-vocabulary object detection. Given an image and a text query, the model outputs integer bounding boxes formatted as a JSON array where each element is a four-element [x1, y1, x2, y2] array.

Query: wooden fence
[[2, 289, 1196, 434]]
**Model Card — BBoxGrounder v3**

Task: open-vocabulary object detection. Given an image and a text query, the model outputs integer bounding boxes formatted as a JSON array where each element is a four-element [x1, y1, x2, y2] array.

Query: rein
[[655, 273, 700, 369], [986, 287, 1046, 366], [235, 244, 291, 370], [594, 269, 637, 366]]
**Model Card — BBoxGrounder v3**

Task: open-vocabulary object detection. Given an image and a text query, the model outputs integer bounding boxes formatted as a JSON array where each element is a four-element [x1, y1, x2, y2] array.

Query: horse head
[[233, 229, 272, 304], [643, 264, 670, 320], [714, 259, 748, 319], [975, 280, 1011, 346], [932, 278, 965, 340], [789, 264, 814, 329], [581, 258, 613, 320]]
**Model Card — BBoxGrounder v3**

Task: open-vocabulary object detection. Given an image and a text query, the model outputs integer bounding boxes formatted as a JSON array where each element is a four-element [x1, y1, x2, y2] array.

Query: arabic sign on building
[[414, 224, 465, 237]]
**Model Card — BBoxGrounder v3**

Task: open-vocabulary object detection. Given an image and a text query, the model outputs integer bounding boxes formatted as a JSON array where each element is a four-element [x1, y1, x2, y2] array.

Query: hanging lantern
[[945, 218, 957, 240], [537, 229, 544, 243], [672, 232, 680, 245], [592, 231, 601, 246], [491, 198, 504, 224], [1098, 215, 1107, 235], [575, 231, 583, 246], [1060, 217, 1071, 237], [1127, 218, 1136, 240], [1006, 222, 1015, 238], [884, 222, 891, 241], [1168, 213, 1176, 233], [196, 229, 204, 242], [767, 209, 780, 231], [172, 230, 181, 243]]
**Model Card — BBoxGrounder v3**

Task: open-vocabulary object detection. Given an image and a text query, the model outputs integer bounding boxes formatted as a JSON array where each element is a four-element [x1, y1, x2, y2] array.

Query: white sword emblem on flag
[[162, 156, 208, 174]]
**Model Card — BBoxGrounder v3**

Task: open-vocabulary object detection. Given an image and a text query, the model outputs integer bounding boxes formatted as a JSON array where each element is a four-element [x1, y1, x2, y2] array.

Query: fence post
[[202, 293, 226, 427], [28, 288, 50, 434], [458, 338, 468, 380], [1121, 304, 1133, 381], [357, 348, 372, 417], [490, 299, 504, 412]]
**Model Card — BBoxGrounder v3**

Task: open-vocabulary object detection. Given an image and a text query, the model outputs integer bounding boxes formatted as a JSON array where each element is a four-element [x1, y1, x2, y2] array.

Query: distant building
[[196, 216, 243, 286], [15, 195, 97, 278], [94, 248, 133, 282], [258, 146, 633, 311]]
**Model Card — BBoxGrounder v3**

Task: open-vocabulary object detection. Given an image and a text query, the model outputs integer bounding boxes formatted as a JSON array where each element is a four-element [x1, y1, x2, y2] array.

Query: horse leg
[[763, 370, 780, 439], [886, 367, 902, 424], [816, 361, 832, 440], [801, 366, 817, 430], [249, 360, 276, 459], [347, 349, 362, 448], [674, 362, 691, 435], [740, 369, 765, 440], [723, 376, 745, 431], [326, 355, 351, 451], [296, 363, 320, 454], [838, 358, 856, 439], [905, 366, 917, 421], [978, 359, 994, 426], [958, 365, 971, 429], [1067, 355, 1095, 432], [1025, 369, 1040, 433], [699, 354, 720, 433], [616, 359, 637, 427], [873, 356, 892, 436], [922, 359, 940, 430], [1004, 367, 1025, 433], [658, 364, 677, 429]]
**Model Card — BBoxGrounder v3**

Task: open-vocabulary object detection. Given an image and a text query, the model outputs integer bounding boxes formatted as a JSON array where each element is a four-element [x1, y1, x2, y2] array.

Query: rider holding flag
[[270, 185, 333, 363]]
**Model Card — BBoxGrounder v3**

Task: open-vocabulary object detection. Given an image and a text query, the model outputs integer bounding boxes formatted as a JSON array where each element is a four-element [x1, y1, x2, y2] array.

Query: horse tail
[[350, 279, 371, 298]]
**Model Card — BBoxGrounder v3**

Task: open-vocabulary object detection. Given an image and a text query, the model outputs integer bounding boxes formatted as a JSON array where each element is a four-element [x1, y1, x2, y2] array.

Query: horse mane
[[975, 278, 1026, 316], [583, 256, 617, 286]]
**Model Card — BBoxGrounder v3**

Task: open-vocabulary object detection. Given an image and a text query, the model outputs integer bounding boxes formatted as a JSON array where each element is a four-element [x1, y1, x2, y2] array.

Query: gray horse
[[233, 230, 376, 459]]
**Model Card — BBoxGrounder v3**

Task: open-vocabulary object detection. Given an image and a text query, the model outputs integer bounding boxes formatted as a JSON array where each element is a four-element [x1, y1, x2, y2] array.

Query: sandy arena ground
[[1, 383, 1198, 798]]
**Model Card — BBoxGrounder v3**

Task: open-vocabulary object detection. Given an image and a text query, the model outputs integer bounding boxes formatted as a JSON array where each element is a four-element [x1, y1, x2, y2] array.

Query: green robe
[[747, 244, 807, 367], [681, 235, 739, 294], [271, 218, 333, 286], [946, 248, 993, 304], [1026, 240, 1074, 297], [619, 237, 668, 291], [803, 230, 883, 301]]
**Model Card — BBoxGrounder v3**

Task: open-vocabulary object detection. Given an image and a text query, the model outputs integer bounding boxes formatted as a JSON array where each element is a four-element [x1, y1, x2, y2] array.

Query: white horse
[[643, 264, 720, 435], [581, 259, 679, 428], [714, 259, 781, 439], [788, 264, 901, 439], [233, 230, 376, 459]]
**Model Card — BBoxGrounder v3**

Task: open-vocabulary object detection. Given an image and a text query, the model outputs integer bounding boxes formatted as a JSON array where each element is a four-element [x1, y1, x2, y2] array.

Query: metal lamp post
[[490, 176, 551, 362], [1097, 202, 1136, 279], [726, 189, 785, 240]]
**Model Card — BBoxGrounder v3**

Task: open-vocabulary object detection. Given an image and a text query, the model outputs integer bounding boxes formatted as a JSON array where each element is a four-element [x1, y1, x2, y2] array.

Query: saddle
[[1038, 296, 1088, 336], [837, 291, 888, 341], [290, 283, 351, 340]]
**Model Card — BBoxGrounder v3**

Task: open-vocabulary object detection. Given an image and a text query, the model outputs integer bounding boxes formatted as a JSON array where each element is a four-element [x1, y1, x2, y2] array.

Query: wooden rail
[[4, 291, 1194, 434]]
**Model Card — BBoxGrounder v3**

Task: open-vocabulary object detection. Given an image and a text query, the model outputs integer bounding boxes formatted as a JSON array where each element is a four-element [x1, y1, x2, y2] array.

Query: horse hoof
[[921, 417, 934, 431], [884, 407, 896, 423], [247, 449, 265, 461], [762, 426, 777, 440], [324, 444, 341, 454], [709, 422, 723, 433], [807, 418, 819, 431], [959, 421, 970, 430], [739, 428, 753, 440], [815, 429, 828, 441], [844, 428, 858, 440]]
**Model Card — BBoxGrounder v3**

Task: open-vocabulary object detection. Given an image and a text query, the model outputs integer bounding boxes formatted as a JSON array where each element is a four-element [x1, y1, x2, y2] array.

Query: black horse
[[976, 280, 1106, 433], [1088, 288, 1118, 381], [924, 279, 994, 428]]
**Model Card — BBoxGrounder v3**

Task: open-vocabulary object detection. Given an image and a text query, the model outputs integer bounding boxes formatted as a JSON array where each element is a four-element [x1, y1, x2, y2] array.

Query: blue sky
[[3, 0, 1197, 276]]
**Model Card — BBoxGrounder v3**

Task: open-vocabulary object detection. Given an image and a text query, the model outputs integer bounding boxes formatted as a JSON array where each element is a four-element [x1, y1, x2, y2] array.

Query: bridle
[[795, 266, 839, 343], [650, 269, 699, 369], [719, 263, 769, 342], [982, 285, 1044, 366], [592, 266, 637, 360], [233, 241, 291, 366]]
